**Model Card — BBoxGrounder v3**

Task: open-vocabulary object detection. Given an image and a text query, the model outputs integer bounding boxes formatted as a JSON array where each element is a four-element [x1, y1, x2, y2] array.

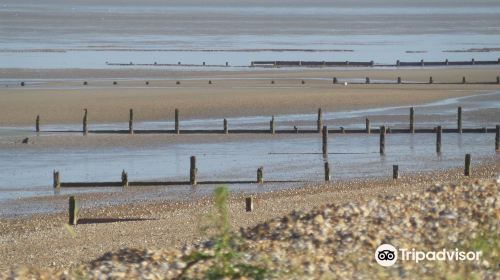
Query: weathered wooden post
[[445, 59, 449, 66], [340, 127, 345, 134], [471, 58, 475, 65], [129, 109, 134, 134], [495, 125, 499, 152], [190, 156, 197, 185], [462, 76, 466, 84], [322, 125, 328, 156], [397, 77, 402, 84], [83, 109, 88, 135], [333, 77, 338, 84], [257, 166, 264, 184], [121, 170, 128, 187], [68, 196, 79, 225], [421, 59, 424, 66], [429, 76, 433, 84], [175, 108, 180, 134], [436, 126, 442, 154], [324, 161, 331, 181], [365, 117, 370, 134], [36, 115, 40, 133], [208, 80, 212, 84], [270, 116, 275, 134], [365, 77, 370, 84], [380, 126, 386, 155], [301, 80, 305, 84], [53, 170, 60, 188], [203, 62, 206, 66], [317, 108, 322, 133], [457, 107, 462, 134], [396, 60, 400, 67], [245, 197, 253, 212], [226, 62, 229, 67], [410, 107, 415, 133], [464, 154, 471, 176], [223, 118, 228, 134], [393, 165, 399, 179], [497, 76, 499, 84]]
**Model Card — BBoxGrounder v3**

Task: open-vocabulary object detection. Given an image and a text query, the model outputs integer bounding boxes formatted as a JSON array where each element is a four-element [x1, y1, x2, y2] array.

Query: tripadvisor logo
[[375, 244, 482, 267]]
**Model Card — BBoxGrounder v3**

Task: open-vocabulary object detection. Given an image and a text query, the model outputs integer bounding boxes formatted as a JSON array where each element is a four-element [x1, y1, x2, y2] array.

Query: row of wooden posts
[[36, 107, 498, 135], [65, 152, 475, 224]]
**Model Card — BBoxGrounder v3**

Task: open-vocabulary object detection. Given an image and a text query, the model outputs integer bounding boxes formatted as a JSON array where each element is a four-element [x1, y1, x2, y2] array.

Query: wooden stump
[[457, 107, 462, 134], [36, 115, 40, 133], [83, 109, 88, 135], [436, 126, 442, 154], [365, 118, 371, 134], [223, 118, 228, 134], [68, 196, 79, 225], [322, 125, 328, 156], [464, 154, 471, 176], [380, 126, 386, 155], [324, 161, 331, 181], [496, 125, 499, 152], [270, 116, 275, 134], [121, 170, 128, 187], [257, 167, 264, 184], [53, 170, 60, 188], [190, 156, 197, 185], [317, 108, 322, 133], [393, 165, 399, 179], [410, 107, 415, 133], [129, 109, 134, 135], [175, 108, 180, 134], [245, 197, 253, 212]]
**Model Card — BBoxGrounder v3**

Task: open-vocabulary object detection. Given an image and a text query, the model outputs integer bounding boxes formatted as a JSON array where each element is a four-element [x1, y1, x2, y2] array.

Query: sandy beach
[[0, 160, 498, 272], [1, 68, 500, 126]]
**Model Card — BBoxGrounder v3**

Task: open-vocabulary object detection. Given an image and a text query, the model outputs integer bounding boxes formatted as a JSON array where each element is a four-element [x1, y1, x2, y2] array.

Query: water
[[1, 0, 500, 69]]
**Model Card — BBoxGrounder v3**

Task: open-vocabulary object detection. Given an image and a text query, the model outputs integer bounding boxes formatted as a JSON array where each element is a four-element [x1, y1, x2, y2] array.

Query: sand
[[0, 161, 498, 272], [1, 67, 499, 125]]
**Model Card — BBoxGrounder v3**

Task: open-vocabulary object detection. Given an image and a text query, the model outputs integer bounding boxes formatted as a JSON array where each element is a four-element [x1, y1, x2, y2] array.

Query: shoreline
[[0, 160, 498, 271]]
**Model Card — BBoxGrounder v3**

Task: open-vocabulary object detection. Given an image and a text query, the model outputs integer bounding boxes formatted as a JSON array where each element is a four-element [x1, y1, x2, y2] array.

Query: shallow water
[[1, 0, 500, 69]]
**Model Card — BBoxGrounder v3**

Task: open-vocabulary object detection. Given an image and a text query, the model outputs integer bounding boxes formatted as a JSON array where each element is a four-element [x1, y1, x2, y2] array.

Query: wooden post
[[392, 165, 399, 179], [429, 76, 433, 84], [190, 156, 197, 185], [397, 77, 401, 84], [365, 117, 371, 134], [223, 118, 228, 134], [121, 170, 128, 187], [322, 125, 328, 156], [324, 161, 331, 181], [333, 77, 338, 84], [257, 167, 264, 184], [36, 115, 40, 133], [365, 77, 370, 84], [129, 109, 134, 134], [464, 154, 471, 176], [53, 170, 60, 188], [457, 107, 462, 134], [462, 76, 466, 84], [421, 59, 424, 66], [245, 197, 253, 212], [495, 125, 499, 152], [340, 127, 345, 134], [380, 126, 386, 155], [175, 108, 180, 134], [68, 196, 79, 225], [83, 109, 88, 135], [445, 59, 449, 66], [436, 126, 442, 154], [270, 116, 275, 134], [410, 107, 415, 133], [497, 76, 499, 84], [317, 108, 322, 133], [396, 60, 400, 67]]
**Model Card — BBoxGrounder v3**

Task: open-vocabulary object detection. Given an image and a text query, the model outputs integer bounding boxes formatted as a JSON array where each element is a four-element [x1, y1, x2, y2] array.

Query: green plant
[[178, 186, 269, 279]]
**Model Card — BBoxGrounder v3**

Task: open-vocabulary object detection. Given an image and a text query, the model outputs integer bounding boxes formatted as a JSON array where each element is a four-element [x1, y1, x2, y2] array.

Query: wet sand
[[1, 67, 500, 125], [0, 161, 498, 271]]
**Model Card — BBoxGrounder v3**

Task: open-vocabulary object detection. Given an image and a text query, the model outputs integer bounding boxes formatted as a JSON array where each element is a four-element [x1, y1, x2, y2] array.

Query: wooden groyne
[[36, 107, 499, 135], [250, 59, 500, 68]]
